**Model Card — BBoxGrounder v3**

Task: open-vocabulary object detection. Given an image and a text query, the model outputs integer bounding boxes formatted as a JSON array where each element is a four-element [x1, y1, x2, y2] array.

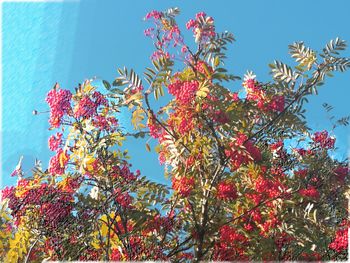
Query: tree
[[1, 7, 349, 262]]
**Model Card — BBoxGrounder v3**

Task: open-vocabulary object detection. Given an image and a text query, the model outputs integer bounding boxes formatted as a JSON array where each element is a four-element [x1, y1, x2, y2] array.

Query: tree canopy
[[1, 7, 349, 262]]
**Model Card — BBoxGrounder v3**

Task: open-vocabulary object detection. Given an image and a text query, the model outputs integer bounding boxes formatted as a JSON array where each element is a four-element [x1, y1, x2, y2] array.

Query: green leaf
[[214, 56, 220, 67], [271, 60, 296, 83], [102, 80, 111, 90]]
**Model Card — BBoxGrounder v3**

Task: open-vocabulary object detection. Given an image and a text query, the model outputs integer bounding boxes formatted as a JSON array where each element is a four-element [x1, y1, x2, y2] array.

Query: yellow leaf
[[90, 230, 101, 249], [131, 108, 145, 130], [59, 151, 68, 168], [81, 154, 95, 173], [111, 236, 122, 249], [196, 90, 209, 98], [5, 250, 18, 263], [0, 230, 6, 238], [83, 84, 95, 93], [203, 183, 211, 191], [196, 82, 210, 98], [99, 214, 109, 237], [214, 56, 220, 67], [91, 240, 100, 249], [125, 92, 143, 108], [195, 104, 201, 112], [201, 63, 212, 77]]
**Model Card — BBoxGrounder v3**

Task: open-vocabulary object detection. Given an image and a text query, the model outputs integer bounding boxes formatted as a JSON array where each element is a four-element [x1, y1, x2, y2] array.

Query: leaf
[[333, 57, 350, 72], [154, 87, 159, 100], [131, 107, 146, 130], [166, 7, 180, 17], [336, 116, 350, 126], [196, 80, 211, 98], [102, 80, 111, 90], [323, 37, 347, 56], [59, 151, 68, 168], [115, 67, 143, 90], [206, 31, 235, 66], [125, 92, 143, 108], [145, 143, 151, 152], [322, 103, 333, 113], [313, 209, 317, 223], [100, 222, 108, 237], [196, 85, 210, 98], [214, 56, 220, 67], [271, 60, 297, 83], [289, 42, 316, 70]]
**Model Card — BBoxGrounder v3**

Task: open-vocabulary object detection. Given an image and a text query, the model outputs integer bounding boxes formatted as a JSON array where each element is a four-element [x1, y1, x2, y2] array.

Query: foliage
[[1, 7, 349, 262]]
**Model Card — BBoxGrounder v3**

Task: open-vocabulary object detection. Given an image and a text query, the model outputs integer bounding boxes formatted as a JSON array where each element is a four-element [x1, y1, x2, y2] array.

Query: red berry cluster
[[45, 87, 72, 128]]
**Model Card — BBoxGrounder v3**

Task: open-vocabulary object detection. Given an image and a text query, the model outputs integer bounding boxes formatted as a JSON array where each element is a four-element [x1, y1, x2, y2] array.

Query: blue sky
[[1, 0, 349, 187]]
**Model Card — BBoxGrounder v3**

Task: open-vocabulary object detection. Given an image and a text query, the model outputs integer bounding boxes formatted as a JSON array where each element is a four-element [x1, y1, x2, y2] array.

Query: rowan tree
[[1, 7, 349, 262]]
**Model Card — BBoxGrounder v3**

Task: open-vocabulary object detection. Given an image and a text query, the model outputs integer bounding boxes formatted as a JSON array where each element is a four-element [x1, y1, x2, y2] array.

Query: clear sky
[[1, 0, 349, 187]]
